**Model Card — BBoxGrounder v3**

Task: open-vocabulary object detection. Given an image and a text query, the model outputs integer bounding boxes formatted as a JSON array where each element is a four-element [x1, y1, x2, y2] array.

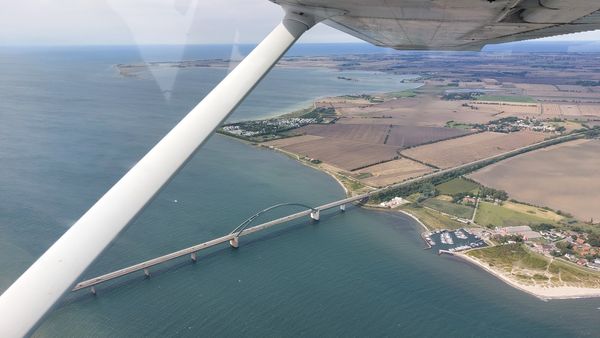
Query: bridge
[[72, 194, 369, 294], [72, 131, 583, 295]]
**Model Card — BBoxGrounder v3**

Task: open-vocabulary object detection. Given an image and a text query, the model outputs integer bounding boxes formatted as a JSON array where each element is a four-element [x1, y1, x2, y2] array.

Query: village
[[220, 117, 318, 138], [378, 188, 600, 273], [476, 116, 562, 134]]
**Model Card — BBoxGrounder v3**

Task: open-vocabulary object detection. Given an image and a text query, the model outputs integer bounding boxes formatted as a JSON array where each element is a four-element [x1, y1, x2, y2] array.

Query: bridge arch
[[230, 203, 315, 237]]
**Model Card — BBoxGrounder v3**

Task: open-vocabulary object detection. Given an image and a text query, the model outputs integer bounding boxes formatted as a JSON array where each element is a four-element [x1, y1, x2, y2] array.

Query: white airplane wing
[[272, 0, 600, 50]]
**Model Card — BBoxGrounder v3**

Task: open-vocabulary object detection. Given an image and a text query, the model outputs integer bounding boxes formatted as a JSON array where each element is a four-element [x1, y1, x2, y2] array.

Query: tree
[[419, 182, 438, 198], [480, 186, 508, 201], [588, 233, 600, 247], [531, 223, 555, 231]]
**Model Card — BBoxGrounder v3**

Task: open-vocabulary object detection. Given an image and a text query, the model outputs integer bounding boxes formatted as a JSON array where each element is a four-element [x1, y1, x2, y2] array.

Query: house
[[462, 196, 477, 204], [500, 225, 531, 234], [379, 197, 405, 208], [497, 226, 542, 240], [565, 253, 577, 262]]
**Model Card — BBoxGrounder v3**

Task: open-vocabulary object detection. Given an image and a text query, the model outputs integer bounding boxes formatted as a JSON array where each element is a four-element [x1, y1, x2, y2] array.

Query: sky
[[0, 0, 599, 46]]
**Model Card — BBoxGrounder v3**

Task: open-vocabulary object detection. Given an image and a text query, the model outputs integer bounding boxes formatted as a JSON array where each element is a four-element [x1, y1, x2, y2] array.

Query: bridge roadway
[[72, 131, 582, 293], [72, 194, 370, 292]]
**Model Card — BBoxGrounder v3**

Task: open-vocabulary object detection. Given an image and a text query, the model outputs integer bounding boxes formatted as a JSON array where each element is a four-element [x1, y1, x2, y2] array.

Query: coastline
[[397, 210, 430, 232], [265, 138, 600, 300], [263, 138, 600, 300], [218, 93, 600, 302], [225, 132, 600, 301], [455, 251, 600, 301]]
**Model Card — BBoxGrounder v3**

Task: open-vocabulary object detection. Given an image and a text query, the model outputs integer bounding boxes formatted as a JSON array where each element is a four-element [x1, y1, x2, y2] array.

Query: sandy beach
[[455, 252, 600, 300]]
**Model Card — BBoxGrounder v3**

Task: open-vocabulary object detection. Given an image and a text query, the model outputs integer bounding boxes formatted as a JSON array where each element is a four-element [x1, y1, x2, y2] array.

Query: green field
[[423, 198, 474, 219], [476, 95, 536, 103], [445, 121, 474, 130], [467, 244, 600, 287], [387, 90, 416, 98], [474, 201, 556, 228], [401, 204, 465, 230], [436, 177, 480, 195]]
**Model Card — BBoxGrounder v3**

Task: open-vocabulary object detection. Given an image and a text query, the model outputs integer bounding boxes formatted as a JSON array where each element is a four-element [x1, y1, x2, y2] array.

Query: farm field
[[423, 197, 474, 219], [471, 102, 541, 118], [476, 95, 536, 103], [401, 131, 547, 169], [385, 125, 471, 147], [502, 202, 564, 222], [296, 124, 471, 147], [469, 139, 600, 223], [262, 135, 323, 148], [334, 93, 500, 126], [279, 137, 401, 171], [474, 201, 560, 229], [400, 204, 465, 230], [436, 177, 480, 195], [357, 158, 432, 187], [297, 124, 388, 144]]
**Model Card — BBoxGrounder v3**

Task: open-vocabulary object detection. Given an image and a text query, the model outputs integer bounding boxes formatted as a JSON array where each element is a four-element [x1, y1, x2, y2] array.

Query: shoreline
[[397, 210, 430, 232], [225, 131, 600, 301], [265, 138, 600, 300], [218, 100, 600, 302], [454, 251, 600, 301]]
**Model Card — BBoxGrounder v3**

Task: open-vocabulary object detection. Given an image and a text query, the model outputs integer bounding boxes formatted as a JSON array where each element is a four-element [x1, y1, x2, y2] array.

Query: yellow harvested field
[[502, 201, 564, 222], [541, 104, 600, 118], [262, 135, 323, 148], [336, 96, 500, 126], [527, 90, 600, 99], [559, 105, 581, 116], [578, 105, 600, 117], [297, 124, 388, 144], [514, 83, 557, 91], [471, 102, 541, 115], [357, 158, 433, 187], [469, 139, 600, 223], [401, 131, 547, 169], [541, 104, 562, 117]]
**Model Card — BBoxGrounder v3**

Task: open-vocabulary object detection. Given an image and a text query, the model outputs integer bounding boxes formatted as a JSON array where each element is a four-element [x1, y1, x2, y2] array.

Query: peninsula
[[124, 51, 600, 299]]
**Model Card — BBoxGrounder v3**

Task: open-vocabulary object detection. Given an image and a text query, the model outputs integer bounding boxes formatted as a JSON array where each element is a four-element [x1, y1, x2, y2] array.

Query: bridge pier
[[90, 286, 96, 296], [144, 268, 150, 278], [229, 237, 239, 248], [310, 209, 320, 221], [340, 204, 346, 212], [191, 252, 197, 262]]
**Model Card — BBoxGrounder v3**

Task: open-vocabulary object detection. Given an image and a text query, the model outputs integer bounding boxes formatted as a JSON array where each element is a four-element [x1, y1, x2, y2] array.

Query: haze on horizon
[[1, 0, 600, 46]]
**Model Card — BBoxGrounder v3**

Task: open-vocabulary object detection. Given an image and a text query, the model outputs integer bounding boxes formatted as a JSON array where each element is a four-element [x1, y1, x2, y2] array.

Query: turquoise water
[[1, 45, 599, 337]]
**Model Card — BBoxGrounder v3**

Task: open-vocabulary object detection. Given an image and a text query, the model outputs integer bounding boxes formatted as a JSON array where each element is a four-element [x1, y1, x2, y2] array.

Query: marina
[[423, 229, 487, 254]]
